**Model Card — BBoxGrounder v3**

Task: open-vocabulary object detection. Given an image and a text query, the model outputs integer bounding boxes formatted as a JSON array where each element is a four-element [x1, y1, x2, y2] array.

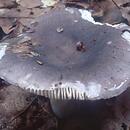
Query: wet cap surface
[[0, 7, 130, 100]]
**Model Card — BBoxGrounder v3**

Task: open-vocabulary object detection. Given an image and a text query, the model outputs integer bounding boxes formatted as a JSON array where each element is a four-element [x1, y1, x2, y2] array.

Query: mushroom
[[0, 7, 130, 118]]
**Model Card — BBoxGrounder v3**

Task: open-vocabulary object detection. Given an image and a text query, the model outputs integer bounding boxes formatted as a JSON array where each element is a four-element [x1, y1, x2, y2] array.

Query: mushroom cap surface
[[0, 7, 130, 100]]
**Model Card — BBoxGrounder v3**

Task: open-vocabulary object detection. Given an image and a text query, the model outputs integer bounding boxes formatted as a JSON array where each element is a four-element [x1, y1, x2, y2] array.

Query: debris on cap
[[56, 27, 64, 33], [76, 41, 86, 52], [36, 60, 43, 65]]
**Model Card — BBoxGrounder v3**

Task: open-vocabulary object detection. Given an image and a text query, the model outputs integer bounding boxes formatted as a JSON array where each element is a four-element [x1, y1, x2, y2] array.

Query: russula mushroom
[[0, 7, 130, 117]]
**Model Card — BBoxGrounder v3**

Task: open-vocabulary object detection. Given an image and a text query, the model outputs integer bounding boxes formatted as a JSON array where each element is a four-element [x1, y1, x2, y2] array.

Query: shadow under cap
[[0, 7, 130, 100]]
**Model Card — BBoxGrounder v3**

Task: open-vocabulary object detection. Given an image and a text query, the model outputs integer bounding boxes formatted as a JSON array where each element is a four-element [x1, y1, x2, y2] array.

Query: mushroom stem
[[50, 98, 109, 118]]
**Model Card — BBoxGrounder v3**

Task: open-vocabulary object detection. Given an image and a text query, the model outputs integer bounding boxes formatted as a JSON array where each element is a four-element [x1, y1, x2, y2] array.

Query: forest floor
[[0, 0, 130, 130]]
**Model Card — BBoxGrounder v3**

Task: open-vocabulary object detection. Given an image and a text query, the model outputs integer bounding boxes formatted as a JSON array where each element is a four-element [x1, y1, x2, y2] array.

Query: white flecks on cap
[[122, 31, 130, 44], [0, 43, 9, 60], [107, 41, 112, 45], [65, 8, 74, 14], [108, 79, 128, 91], [74, 20, 78, 23]]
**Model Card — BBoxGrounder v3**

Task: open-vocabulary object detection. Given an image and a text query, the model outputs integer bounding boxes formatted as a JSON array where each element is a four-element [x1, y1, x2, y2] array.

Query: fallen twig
[[8, 96, 38, 123], [111, 0, 120, 10]]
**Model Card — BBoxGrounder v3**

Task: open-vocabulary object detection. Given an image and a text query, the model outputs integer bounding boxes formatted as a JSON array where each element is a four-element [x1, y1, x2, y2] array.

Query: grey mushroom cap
[[0, 7, 130, 100]]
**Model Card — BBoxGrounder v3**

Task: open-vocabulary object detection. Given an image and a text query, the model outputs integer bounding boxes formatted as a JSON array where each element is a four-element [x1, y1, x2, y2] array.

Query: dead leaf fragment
[[41, 0, 58, 7], [10, 42, 31, 54], [16, 0, 43, 8]]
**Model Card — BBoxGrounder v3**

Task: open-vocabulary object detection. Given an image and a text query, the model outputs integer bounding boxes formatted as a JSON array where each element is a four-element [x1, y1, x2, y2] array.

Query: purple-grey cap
[[0, 7, 130, 100]]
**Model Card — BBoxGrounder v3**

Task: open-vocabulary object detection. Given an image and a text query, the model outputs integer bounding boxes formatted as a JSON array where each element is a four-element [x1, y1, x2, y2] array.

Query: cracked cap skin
[[0, 7, 130, 100]]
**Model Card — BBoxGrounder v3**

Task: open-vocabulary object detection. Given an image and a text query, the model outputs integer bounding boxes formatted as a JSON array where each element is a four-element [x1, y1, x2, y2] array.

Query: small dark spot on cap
[[112, 56, 116, 59], [110, 77, 114, 80], [59, 82, 62, 85], [55, 84, 58, 87]]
